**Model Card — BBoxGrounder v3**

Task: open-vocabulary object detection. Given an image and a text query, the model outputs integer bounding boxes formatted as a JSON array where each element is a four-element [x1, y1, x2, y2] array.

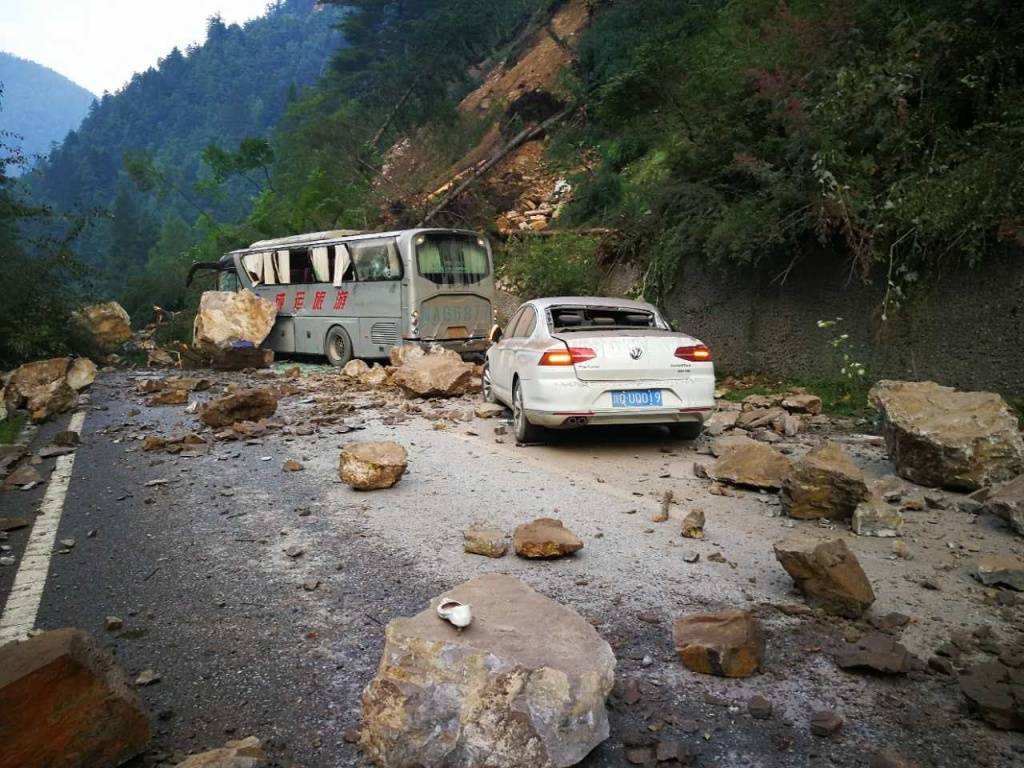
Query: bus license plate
[[612, 389, 663, 408]]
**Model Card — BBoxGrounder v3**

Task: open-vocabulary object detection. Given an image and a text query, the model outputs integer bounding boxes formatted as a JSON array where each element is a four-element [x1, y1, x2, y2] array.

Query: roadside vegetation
[[0, 412, 26, 444]]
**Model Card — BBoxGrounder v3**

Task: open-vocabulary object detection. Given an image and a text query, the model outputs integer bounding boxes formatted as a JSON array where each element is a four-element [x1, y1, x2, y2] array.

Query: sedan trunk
[[552, 330, 698, 382]]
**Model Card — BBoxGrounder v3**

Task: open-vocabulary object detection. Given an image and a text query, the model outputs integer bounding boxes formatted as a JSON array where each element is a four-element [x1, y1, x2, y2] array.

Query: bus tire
[[325, 326, 354, 368]]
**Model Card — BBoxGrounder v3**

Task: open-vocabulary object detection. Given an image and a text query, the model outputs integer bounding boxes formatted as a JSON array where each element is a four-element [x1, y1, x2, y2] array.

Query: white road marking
[[0, 410, 86, 645]]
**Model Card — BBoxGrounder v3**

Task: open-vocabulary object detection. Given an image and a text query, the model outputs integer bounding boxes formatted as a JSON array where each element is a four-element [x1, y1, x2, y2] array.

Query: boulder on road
[[4, 358, 78, 423], [339, 441, 408, 490], [959, 662, 1024, 731], [0, 628, 150, 767], [869, 380, 1024, 491], [210, 347, 273, 371], [199, 389, 278, 428], [981, 474, 1024, 537], [388, 344, 426, 368], [781, 442, 869, 521], [359, 364, 390, 388], [392, 349, 477, 398], [173, 737, 266, 768], [709, 433, 757, 457], [973, 555, 1024, 591], [193, 290, 277, 353], [514, 518, 583, 559], [72, 301, 132, 353], [773, 537, 875, 618], [359, 573, 615, 768], [834, 632, 917, 675], [711, 442, 793, 490], [673, 610, 763, 678]]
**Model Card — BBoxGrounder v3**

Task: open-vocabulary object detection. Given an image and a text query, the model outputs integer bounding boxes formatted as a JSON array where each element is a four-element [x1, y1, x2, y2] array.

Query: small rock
[[474, 403, 505, 419], [834, 632, 917, 675], [302, 579, 320, 592], [285, 545, 305, 558], [810, 710, 843, 737], [105, 616, 124, 631], [673, 610, 763, 678], [173, 736, 266, 767], [135, 669, 161, 686], [680, 508, 705, 539], [282, 459, 304, 472], [852, 496, 905, 538], [463, 525, 508, 558], [870, 751, 922, 768], [339, 441, 408, 490], [748, 695, 773, 720]]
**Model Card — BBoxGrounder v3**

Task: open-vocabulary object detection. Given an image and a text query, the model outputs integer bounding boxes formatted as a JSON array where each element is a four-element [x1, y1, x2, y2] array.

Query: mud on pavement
[[3, 367, 1024, 767]]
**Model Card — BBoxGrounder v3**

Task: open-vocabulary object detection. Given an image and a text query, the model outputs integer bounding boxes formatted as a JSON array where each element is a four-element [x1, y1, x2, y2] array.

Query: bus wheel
[[325, 326, 353, 368]]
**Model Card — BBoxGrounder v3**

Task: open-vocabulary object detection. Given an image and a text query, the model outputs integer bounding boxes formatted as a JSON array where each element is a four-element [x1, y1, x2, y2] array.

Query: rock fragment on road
[[781, 442, 869, 521], [463, 525, 508, 557], [672, 610, 764, 678], [173, 736, 266, 768], [513, 517, 583, 558], [773, 536, 875, 618], [199, 389, 279, 428], [710, 441, 792, 490]]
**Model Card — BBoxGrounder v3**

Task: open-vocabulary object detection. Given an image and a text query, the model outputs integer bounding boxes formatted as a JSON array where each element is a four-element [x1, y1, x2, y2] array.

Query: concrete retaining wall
[[661, 251, 1024, 396]]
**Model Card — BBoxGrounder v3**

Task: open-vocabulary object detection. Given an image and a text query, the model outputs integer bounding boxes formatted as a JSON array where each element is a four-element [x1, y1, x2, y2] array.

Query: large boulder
[[773, 537, 875, 618], [391, 349, 477, 398], [673, 610, 763, 678], [781, 442, 869, 520], [514, 518, 583, 559], [711, 442, 793, 490], [0, 628, 150, 766], [339, 441, 408, 490], [199, 389, 278, 428], [173, 737, 266, 768], [4, 358, 78, 423], [869, 380, 1024, 491], [981, 474, 1024, 537], [193, 290, 277, 352], [359, 574, 615, 768], [72, 301, 132, 353]]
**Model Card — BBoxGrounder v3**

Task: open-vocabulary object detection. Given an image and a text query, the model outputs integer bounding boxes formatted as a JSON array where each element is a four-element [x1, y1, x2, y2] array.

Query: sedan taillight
[[539, 347, 597, 366], [675, 345, 712, 362]]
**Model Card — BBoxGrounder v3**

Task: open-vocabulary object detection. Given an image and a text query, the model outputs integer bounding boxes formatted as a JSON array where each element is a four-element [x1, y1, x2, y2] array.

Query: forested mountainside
[[20, 0, 343, 298], [0, 53, 95, 175], [4, 0, 1023, 370]]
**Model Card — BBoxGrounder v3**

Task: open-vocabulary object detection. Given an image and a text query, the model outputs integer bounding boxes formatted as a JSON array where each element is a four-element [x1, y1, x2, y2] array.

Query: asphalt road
[[2, 370, 1023, 768]]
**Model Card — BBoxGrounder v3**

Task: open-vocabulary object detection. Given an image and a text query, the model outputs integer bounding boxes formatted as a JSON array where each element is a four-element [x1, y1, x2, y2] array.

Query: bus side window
[[219, 271, 239, 292], [350, 241, 402, 282], [331, 245, 355, 283]]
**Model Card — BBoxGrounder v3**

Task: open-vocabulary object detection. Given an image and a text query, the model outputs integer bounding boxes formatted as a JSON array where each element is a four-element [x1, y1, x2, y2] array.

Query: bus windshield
[[416, 233, 490, 286]]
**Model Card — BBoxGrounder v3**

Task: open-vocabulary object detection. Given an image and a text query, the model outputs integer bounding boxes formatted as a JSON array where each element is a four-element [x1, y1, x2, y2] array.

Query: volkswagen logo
[[629, 347, 643, 360]]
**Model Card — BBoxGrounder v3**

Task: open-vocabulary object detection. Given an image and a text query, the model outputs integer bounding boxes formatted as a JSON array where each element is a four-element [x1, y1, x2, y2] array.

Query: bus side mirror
[[488, 324, 503, 344]]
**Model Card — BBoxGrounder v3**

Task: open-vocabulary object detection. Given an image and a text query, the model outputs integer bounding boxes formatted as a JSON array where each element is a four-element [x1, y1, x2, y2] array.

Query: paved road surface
[[1, 370, 1022, 767]]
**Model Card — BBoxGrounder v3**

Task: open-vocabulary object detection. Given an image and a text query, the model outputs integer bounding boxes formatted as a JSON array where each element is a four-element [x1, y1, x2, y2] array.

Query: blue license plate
[[612, 389, 663, 408]]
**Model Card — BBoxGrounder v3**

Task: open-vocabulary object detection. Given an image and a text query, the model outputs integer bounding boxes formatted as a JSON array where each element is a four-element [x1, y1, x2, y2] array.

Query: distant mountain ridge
[[0, 52, 95, 174]]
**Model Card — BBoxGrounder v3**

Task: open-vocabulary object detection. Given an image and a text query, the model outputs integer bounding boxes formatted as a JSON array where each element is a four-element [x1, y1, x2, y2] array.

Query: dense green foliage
[[0, 52, 95, 175], [0, 90, 86, 368], [562, 0, 1024, 307], [498, 234, 602, 299]]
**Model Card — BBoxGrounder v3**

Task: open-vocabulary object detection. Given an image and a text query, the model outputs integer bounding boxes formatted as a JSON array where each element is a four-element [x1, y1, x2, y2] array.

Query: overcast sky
[[0, 0, 272, 95]]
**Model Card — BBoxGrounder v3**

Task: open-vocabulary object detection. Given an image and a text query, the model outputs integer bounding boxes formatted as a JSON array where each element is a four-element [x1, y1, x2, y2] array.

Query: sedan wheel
[[482, 362, 497, 403], [513, 381, 544, 444]]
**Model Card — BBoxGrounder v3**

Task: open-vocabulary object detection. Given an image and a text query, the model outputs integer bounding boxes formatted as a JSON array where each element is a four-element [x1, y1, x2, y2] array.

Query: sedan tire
[[513, 380, 545, 444], [482, 361, 499, 404]]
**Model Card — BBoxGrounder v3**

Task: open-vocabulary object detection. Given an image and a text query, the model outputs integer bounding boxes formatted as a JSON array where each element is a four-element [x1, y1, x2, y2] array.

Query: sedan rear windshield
[[416, 234, 490, 286], [549, 306, 661, 331]]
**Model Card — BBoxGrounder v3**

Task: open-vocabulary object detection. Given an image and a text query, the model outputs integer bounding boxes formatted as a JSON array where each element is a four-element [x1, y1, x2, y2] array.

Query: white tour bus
[[188, 228, 496, 366]]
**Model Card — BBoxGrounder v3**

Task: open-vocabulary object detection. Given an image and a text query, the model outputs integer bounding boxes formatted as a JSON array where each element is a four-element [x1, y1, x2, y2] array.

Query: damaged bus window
[[416, 233, 490, 286]]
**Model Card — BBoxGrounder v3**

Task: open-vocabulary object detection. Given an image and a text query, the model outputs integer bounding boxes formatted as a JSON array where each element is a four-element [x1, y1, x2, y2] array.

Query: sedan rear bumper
[[526, 406, 714, 429]]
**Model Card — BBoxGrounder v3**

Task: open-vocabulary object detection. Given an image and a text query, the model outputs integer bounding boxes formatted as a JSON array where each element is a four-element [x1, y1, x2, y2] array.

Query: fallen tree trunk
[[417, 105, 576, 227]]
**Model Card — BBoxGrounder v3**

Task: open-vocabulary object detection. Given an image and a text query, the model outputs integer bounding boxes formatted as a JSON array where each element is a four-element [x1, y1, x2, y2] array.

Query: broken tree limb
[[417, 105, 576, 227]]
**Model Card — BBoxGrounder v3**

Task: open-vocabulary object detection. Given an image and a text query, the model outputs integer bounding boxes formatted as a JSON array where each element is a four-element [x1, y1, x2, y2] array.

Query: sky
[[0, 0, 273, 95]]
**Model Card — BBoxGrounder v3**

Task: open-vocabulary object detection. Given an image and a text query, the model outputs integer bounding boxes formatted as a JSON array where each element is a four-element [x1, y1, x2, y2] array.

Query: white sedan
[[483, 297, 716, 443]]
